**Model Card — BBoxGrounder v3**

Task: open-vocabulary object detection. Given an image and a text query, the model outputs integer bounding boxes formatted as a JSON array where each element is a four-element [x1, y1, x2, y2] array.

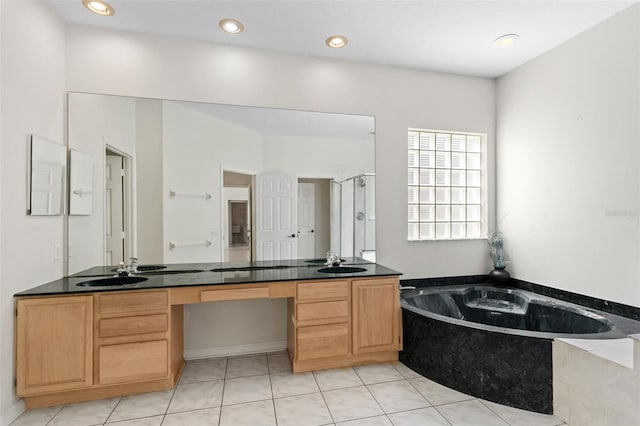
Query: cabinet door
[[16, 296, 93, 396], [352, 279, 400, 354]]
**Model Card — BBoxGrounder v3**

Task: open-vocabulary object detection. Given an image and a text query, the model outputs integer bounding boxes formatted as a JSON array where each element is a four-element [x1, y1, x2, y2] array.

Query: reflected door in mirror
[[29, 135, 66, 216]]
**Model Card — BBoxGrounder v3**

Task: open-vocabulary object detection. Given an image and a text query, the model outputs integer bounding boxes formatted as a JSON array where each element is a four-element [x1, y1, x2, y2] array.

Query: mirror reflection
[[67, 92, 375, 274], [69, 149, 94, 215], [29, 135, 66, 216]]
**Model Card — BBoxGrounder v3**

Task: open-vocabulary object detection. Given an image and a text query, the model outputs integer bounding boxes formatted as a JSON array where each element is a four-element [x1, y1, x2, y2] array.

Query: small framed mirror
[[69, 149, 94, 215], [28, 135, 66, 216]]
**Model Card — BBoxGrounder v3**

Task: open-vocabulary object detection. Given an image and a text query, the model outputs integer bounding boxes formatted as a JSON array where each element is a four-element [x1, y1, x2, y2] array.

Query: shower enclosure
[[330, 174, 376, 261]]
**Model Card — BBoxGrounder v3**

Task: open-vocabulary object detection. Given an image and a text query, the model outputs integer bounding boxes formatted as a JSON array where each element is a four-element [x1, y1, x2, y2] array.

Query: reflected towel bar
[[169, 190, 212, 200], [72, 189, 93, 197], [169, 239, 212, 250]]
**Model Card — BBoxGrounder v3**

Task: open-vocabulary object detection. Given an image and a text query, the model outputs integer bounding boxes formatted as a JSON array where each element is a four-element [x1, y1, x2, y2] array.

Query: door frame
[[297, 181, 316, 259], [220, 166, 256, 261], [103, 140, 136, 265]]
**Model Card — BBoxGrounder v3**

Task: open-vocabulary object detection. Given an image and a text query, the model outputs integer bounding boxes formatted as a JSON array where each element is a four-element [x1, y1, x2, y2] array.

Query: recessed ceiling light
[[219, 18, 245, 34], [493, 34, 520, 48], [326, 35, 348, 49], [82, 0, 115, 16]]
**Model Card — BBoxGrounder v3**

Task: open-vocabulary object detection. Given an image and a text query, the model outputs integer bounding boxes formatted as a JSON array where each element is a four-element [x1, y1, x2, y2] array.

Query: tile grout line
[[159, 379, 180, 425], [478, 399, 512, 426], [102, 397, 123, 425], [399, 366, 455, 426], [430, 404, 454, 426], [312, 369, 337, 425], [266, 353, 279, 426], [352, 365, 392, 423], [43, 404, 64, 426], [218, 356, 229, 425], [404, 375, 437, 407]]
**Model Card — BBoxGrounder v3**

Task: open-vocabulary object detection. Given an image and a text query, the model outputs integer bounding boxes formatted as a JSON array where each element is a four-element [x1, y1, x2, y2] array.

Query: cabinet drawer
[[201, 287, 269, 302], [297, 300, 348, 322], [298, 281, 348, 302], [99, 314, 168, 338], [99, 340, 168, 385], [97, 291, 168, 315], [297, 323, 349, 360]]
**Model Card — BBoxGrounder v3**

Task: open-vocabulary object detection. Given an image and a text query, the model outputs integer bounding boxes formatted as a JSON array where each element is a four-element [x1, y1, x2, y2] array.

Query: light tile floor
[[11, 352, 566, 426]]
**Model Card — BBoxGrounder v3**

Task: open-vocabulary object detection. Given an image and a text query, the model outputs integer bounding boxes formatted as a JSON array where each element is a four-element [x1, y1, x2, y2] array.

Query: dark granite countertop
[[15, 257, 402, 297]]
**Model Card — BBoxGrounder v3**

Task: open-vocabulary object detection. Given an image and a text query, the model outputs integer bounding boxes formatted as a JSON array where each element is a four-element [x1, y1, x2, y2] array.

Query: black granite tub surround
[[400, 308, 553, 413], [399, 283, 640, 414]]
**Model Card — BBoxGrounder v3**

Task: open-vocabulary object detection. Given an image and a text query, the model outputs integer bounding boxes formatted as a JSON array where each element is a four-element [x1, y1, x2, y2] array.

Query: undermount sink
[[110, 265, 167, 272], [76, 276, 148, 287], [211, 265, 292, 272], [317, 266, 367, 274]]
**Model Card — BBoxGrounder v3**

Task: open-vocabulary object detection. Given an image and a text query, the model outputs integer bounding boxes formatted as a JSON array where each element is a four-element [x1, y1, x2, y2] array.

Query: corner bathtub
[[399, 284, 640, 414]]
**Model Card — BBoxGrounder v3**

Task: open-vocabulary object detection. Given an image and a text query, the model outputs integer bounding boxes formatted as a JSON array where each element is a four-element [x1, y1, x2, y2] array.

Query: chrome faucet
[[399, 285, 417, 291], [115, 257, 139, 277], [325, 251, 342, 267], [128, 257, 139, 274]]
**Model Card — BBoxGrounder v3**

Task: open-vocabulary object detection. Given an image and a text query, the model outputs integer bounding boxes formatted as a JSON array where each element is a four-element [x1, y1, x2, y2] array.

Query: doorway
[[223, 171, 252, 262], [104, 147, 132, 266], [298, 178, 331, 259], [228, 201, 249, 246]]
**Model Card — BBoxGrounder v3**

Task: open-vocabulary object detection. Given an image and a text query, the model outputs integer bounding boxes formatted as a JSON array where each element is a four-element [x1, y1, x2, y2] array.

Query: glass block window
[[408, 129, 486, 240]]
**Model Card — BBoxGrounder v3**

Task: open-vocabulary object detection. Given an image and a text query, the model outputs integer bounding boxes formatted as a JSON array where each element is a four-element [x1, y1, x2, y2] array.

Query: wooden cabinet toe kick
[[21, 376, 177, 409], [292, 350, 399, 373]]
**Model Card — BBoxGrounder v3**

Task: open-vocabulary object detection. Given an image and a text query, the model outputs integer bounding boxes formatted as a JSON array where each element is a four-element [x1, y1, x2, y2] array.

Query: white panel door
[[105, 155, 124, 265], [298, 182, 316, 259], [255, 174, 298, 261]]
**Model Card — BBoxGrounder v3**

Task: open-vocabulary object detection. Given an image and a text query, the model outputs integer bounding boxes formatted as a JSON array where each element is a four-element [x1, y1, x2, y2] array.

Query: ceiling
[[50, 1, 635, 78]]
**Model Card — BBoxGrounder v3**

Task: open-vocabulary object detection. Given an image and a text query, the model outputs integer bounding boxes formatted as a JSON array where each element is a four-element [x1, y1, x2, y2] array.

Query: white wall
[[496, 5, 640, 306], [0, 1, 66, 422]]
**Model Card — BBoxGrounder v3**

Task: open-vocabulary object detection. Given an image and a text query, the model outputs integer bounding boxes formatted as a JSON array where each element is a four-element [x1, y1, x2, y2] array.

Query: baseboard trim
[[184, 341, 287, 360], [1, 398, 25, 426]]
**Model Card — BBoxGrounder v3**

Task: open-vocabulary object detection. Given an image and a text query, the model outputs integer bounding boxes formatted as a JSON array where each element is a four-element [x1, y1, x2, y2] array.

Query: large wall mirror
[[67, 92, 376, 274]]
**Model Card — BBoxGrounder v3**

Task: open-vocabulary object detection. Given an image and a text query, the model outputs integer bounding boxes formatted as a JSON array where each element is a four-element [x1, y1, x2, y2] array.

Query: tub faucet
[[399, 285, 417, 291]]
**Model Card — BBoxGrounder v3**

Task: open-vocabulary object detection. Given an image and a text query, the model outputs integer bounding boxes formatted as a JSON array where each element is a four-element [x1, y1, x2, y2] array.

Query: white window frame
[[408, 128, 488, 241]]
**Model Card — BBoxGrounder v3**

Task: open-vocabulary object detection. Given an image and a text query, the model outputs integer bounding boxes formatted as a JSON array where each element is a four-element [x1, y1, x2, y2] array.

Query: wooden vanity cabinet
[[15, 296, 93, 396], [291, 276, 401, 372], [295, 280, 350, 362], [16, 275, 399, 406], [94, 290, 172, 385]]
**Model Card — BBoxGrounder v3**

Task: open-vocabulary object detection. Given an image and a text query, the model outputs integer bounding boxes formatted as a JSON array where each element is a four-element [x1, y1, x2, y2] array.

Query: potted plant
[[487, 231, 510, 286]]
